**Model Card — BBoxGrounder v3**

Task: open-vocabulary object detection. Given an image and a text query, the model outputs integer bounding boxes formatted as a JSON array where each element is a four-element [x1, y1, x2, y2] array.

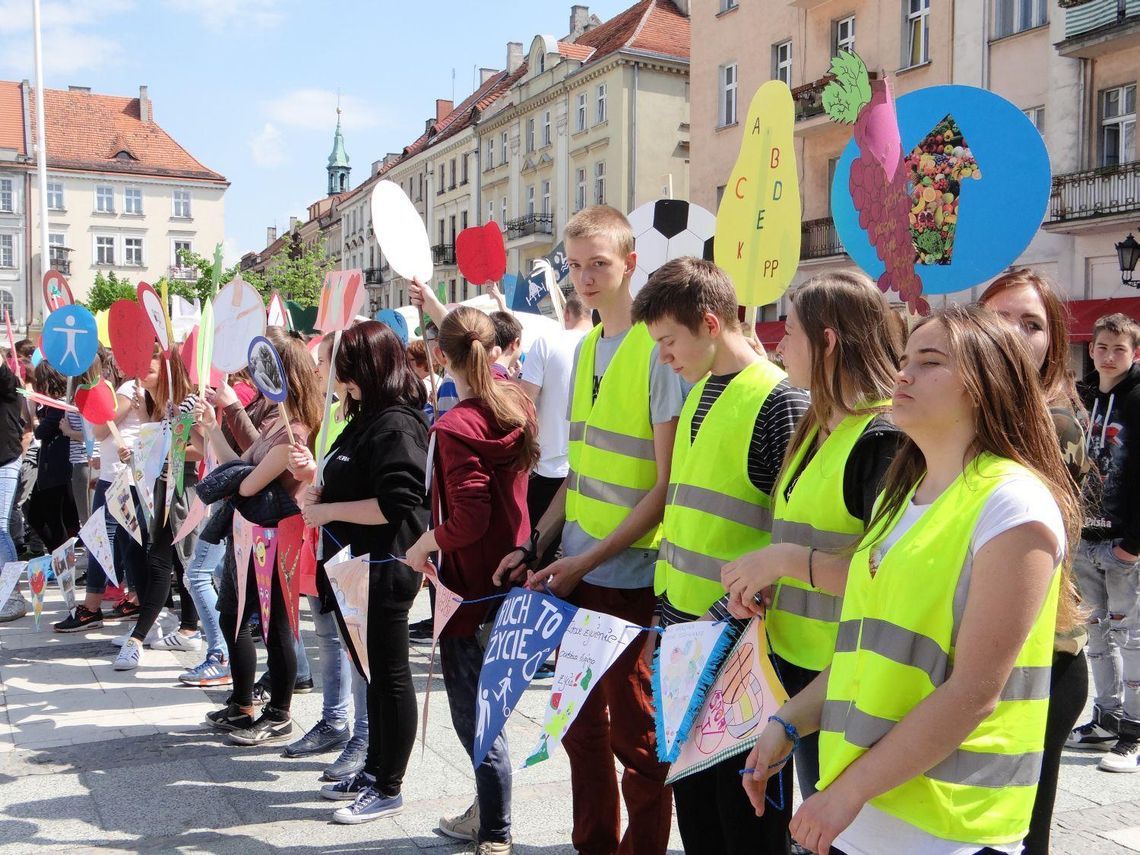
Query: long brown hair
[[266, 328, 322, 436], [869, 304, 1082, 631], [783, 270, 904, 465], [438, 307, 538, 469], [147, 344, 192, 417], [979, 268, 1080, 411]]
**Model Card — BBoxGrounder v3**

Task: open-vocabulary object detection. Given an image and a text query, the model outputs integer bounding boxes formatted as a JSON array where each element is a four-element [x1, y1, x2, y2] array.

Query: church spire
[[327, 101, 350, 195]]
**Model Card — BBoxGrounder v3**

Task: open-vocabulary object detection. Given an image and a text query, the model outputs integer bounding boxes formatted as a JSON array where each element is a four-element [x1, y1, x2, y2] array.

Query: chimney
[[288, 216, 299, 231], [507, 42, 524, 74], [266, 226, 277, 245], [435, 99, 453, 123], [67, 85, 90, 93], [425, 118, 435, 133], [569, 5, 590, 40], [671, 0, 691, 15], [479, 67, 498, 85], [138, 85, 150, 123]]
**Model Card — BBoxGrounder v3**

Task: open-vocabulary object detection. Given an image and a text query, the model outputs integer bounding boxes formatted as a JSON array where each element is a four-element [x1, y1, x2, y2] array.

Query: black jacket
[[1079, 363, 1140, 551]]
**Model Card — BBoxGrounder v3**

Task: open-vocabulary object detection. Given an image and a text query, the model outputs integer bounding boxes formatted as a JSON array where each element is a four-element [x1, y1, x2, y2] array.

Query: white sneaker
[[1100, 739, 1140, 772], [438, 800, 479, 841], [1067, 720, 1117, 751], [113, 638, 143, 671], [148, 630, 202, 651]]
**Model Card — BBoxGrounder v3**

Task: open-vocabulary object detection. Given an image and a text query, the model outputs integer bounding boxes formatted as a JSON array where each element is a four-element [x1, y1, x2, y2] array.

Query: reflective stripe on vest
[[767, 409, 882, 671], [655, 361, 786, 615], [817, 454, 1059, 844], [564, 323, 661, 548]]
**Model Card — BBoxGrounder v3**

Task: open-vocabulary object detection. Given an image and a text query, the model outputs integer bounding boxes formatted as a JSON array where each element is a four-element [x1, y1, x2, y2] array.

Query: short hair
[[1093, 313, 1140, 349], [564, 293, 586, 322], [631, 257, 740, 334], [14, 339, 34, 359], [406, 339, 429, 369], [490, 310, 522, 350], [563, 205, 634, 257]]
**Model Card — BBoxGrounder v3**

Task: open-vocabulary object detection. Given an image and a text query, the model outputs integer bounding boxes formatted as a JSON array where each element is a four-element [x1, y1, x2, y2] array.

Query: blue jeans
[[0, 458, 20, 568], [307, 595, 369, 736], [185, 536, 227, 659], [441, 633, 511, 843]]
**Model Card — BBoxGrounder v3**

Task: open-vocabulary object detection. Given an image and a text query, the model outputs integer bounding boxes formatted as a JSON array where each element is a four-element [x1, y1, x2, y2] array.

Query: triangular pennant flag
[[232, 510, 255, 638], [173, 495, 207, 545], [418, 565, 467, 756], [251, 526, 278, 643], [652, 620, 735, 762], [0, 561, 27, 608], [131, 421, 170, 522], [666, 618, 789, 785], [325, 553, 371, 681], [523, 608, 642, 768], [171, 412, 195, 495], [474, 588, 577, 766], [299, 525, 319, 598], [106, 465, 142, 545], [79, 506, 117, 587], [276, 515, 306, 640], [51, 537, 78, 614], [27, 556, 49, 629]]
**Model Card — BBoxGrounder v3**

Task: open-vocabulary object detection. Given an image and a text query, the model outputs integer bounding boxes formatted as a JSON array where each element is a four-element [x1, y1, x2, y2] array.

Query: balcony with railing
[[1059, 0, 1140, 57], [363, 267, 383, 285], [169, 266, 198, 281], [793, 71, 879, 125], [1046, 160, 1140, 226], [431, 244, 456, 266], [505, 214, 554, 249], [48, 251, 71, 276], [800, 217, 846, 260]]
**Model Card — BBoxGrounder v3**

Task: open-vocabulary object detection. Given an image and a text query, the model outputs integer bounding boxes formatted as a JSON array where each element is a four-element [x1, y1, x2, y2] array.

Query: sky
[[0, 0, 635, 265]]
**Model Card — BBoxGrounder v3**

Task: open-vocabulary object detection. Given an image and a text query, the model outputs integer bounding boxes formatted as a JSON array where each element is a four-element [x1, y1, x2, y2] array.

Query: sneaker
[[113, 623, 161, 648], [113, 638, 143, 671], [533, 661, 556, 680], [475, 842, 512, 855], [438, 800, 480, 842], [1067, 720, 1118, 751], [322, 736, 368, 781], [251, 683, 270, 706], [0, 592, 27, 623], [179, 653, 232, 687], [102, 584, 125, 604], [321, 770, 375, 801], [285, 718, 350, 757], [109, 599, 140, 620], [228, 711, 293, 746], [1100, 739, 1140, 772], [148, 630, 203, 651], [409, 618, 434, 645], [294, 676, 314, 694], [206, 702, 255, 732], [332, 788, 403, 824], [53, 605, 105, 633]]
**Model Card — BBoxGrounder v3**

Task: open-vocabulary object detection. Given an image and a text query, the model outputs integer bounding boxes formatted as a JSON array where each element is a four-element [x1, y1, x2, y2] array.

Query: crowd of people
[[0, 202, 1133, 855]]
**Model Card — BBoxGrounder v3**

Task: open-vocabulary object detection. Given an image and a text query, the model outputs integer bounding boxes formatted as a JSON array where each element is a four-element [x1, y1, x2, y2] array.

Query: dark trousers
[[1024, 649, 1088, 855], [221, 565, 297, 714], [526, 473, 563, 568], [774, 654, 821, 798], [673, 740, 791, 855], [27, 484, 72, 552]]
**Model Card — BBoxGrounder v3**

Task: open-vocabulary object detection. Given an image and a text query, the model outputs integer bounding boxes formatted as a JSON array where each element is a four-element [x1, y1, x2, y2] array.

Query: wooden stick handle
[[420, 308, 439, 418], [279, 401, 296, 446]]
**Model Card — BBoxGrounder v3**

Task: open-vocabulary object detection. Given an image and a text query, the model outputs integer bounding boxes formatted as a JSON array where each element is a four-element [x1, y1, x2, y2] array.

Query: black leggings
[[27, 485, 73, 552], [362, 596, 417, 796], [131, 508, 182, 643], [174, 567, 198, 631], [220, 566, 296, 715], [1024, 649, 1088, 855]]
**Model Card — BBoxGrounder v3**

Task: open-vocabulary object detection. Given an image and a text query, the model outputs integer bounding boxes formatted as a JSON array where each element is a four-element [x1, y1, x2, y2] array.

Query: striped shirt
[[66, 412, 87, 464]]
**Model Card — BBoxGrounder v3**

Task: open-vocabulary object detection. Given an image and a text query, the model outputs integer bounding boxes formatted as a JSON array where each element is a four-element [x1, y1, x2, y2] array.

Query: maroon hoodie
[[431, 397, 531, 637]]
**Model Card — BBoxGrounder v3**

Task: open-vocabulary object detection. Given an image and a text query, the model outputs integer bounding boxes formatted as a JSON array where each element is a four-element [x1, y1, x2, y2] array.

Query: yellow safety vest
[[818, 453, 1058, 845], [767, 409, 882, 671], [565, 322, 661, 549], [656, 360, 786, 615]]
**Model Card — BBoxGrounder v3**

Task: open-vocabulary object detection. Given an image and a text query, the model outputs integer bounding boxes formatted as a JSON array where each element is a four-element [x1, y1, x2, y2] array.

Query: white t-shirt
[[97, 380, 144, 483], [520, 326, 587, 479], [835, 475, 1064, 855]]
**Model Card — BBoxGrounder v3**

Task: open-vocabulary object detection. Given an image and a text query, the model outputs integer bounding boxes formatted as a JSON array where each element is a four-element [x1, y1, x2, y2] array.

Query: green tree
[[83, 271, 135, 313], [172, 246, 239, 305], [243, 239, 334, 308]]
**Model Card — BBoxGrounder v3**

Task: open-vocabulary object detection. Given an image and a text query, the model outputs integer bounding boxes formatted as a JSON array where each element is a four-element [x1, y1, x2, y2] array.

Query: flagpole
[[31, 0, 51, 331]]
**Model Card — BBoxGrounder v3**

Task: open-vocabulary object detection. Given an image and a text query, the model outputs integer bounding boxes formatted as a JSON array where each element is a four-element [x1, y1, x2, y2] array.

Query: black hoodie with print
[[1079, 362, 1140, 552]]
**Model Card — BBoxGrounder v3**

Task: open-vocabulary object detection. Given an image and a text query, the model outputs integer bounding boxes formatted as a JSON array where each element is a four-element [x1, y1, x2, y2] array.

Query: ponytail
[[439, 307, 539, 469]]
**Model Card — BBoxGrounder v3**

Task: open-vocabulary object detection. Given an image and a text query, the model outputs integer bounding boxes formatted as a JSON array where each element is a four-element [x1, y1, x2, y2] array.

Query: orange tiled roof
[[7, 82, 226, 182], [576, 0, 689, 64], [0, 83, 25, 155], [558, 42, 595, 62]]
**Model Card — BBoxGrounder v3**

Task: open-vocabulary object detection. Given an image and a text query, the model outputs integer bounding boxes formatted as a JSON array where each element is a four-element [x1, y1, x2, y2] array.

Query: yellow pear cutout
[[714, 81, 801, 307]]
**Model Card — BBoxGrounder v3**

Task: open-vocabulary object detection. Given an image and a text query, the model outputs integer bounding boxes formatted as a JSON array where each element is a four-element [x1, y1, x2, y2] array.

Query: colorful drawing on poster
[[232, 511, 254, 638], [522, 608, 641, 768], [51, 537, 78, 614], [251, 526, 278, 643], [315, 270, 366, 334], [474, 589, 577, 766], [276, 515, 305, 640], [42, 305, 99, 377], [211, 274, 266, 373], [906, 114, 980, 266], [0, 561, 27, 609], [137, 283, 171, 355], [106, 465, 142, 545], [325, 552, 371, 681], [132, 421, 170, 522], [370, 180, 433, 284], [108, 299, 156, 379], [456, 221, 507, 286], [171, 413, 195, 495], [79, 506, 116, 587], [666, 618, 789, 785], [42, 269, 74, 312], [27, 556, 48, 629], [653, 620, 735, 763], [714, 80, 801, 308], [628, 200, 716, 298]]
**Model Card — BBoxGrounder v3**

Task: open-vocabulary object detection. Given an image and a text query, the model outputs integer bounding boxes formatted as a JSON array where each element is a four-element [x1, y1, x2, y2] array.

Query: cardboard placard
[[74, 381, 116, 424], [374, 308, 409, 345], [42, 305, 99, 377], [370, 180, 433, 284], [42, 269, 74, 312], [137, 283, 171, 355], [456, 221, 507, 286], [109, 300, 156, 379], [315, 270, 365, 334], [267, 291, 289, 329], [211, 275, 266, 373], [628, 199, 717, 298], [247, 336, 288, 403]]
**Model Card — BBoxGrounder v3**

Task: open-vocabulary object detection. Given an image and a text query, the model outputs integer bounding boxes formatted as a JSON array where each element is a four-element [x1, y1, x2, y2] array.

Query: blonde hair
[[563, 205, 634, 257]]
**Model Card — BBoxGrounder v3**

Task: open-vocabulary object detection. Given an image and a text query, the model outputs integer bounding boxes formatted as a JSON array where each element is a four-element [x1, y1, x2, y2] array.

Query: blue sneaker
[[179, 653, 232, 687], [332, 787, 403, 824], [321, 771, 374, 801]]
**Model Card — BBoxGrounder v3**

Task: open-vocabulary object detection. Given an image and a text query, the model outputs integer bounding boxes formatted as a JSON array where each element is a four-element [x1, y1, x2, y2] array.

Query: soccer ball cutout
[[628, 199, 717, 297]]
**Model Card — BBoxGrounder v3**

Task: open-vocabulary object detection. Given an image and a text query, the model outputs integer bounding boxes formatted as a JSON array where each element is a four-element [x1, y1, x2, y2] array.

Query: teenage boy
[[1068, 313, 1140, 772], [631, 257, 808, 853], [489, 311, 523, 378], [496, 205, 684, 854]]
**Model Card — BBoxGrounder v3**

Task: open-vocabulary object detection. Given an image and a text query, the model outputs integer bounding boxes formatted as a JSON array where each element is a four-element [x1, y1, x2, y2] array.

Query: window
[[576, 93, 587, 132], [438, 219, 445, 246], [437, 165, 445, 194], [418, 173, 424, 200], [124, 237, 143, 266], [449, 215, 457, 243], [96, 185, 114, 213], [501, 131, 508, 164], [527, 185, 535, 216], [526, 118, 535, 153], [48, 232, 65, 252], [0, 179, 11, 213], [488, 200, 495, 222], [449, 158, 456, 190], [905, 0, 931, 68], [834, 15, 855, 54], [1101, 85, 1136, 167], [720, 0, 738, 10], [596, 83, 608, 123], [773, 41, 792, 86], [461, 154, 469, 184], [543, 111, 551, 146], [0, 235, 12, 268], [486, 143, 494, 171], [461, 210, 468, 231], [173, 239, 192, 265], [541, 180, 551, 215], [1023, 106, 1045, 135], [501, 196, 507, 222], [124, 187, 143, 215], [594, 161, 606, 205], [0, 290, 13, 320], [95, 236, 115, 265], [720, 63, 738, 127], [575, 168, 586, 211], [995, 0, 1046, 38], [47, 181, 63, 211], [172, 189, 191, 218]]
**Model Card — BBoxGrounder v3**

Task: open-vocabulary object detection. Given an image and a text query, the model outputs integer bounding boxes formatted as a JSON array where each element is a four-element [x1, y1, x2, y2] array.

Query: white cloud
[[261, 88, 384, 132], [163, 0, 284, 31], [0, 0, 133, 34], [248, 122, 286, 168], [0, 0, 132, 76]]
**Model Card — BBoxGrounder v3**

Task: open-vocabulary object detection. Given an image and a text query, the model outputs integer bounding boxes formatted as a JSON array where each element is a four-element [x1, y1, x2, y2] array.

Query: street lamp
[[1118, 231, 1140, 287]]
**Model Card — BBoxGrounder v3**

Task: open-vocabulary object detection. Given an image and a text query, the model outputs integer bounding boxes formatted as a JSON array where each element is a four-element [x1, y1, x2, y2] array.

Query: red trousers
[[561, 582, 672, 855]]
